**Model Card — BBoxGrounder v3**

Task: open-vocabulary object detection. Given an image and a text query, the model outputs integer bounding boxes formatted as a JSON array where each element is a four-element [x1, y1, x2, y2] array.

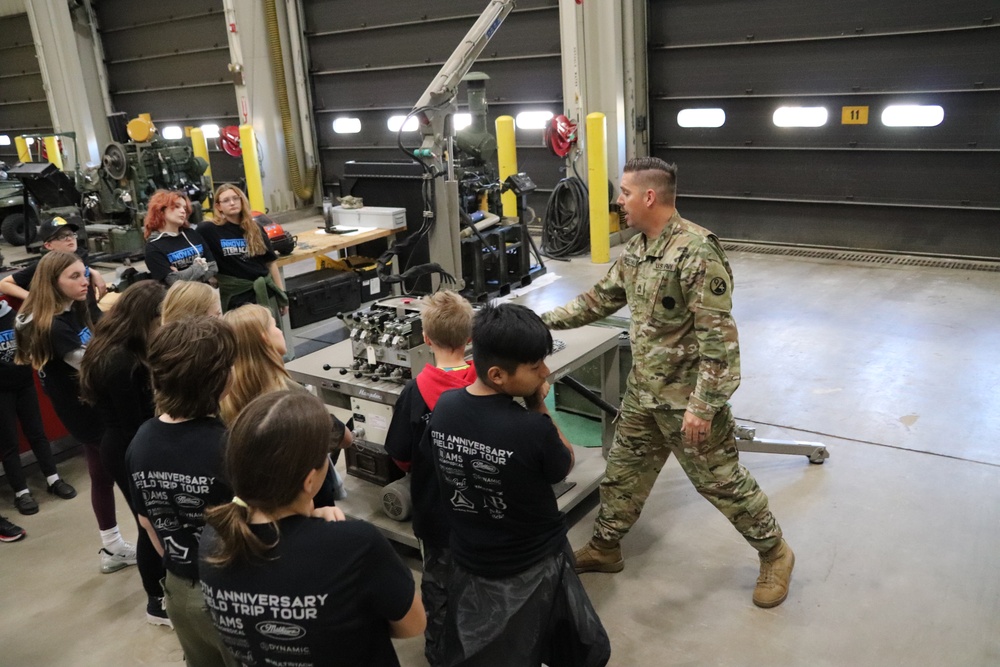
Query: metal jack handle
[[556, 377, 830, 464]]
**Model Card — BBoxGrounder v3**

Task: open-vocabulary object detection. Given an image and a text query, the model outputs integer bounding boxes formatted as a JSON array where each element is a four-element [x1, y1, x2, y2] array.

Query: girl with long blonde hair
[[196, 184, 287, 317], [14, 251, 136, 573], [219, 304, 288, 425], [160, 280, 222, 324], [221, 304, 350, 507]]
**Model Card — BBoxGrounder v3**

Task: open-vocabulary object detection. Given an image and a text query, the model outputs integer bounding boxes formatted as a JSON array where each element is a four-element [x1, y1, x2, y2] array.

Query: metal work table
[[286, 324, 620, 548]]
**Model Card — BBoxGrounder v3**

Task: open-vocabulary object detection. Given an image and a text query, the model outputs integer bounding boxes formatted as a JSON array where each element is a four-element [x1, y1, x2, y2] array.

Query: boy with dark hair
[[384, 290, 476, 667], [424, 302, 610, 666], [127, 316, 239, 667]]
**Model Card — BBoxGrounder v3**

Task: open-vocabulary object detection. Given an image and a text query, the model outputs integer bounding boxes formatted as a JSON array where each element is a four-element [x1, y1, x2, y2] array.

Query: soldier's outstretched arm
[[540, 257, 627, 330]]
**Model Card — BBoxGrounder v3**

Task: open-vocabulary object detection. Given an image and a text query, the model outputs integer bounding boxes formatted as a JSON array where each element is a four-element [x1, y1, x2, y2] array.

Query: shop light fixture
[[200, 124, 220, 138], [161, 126, 183, 140]]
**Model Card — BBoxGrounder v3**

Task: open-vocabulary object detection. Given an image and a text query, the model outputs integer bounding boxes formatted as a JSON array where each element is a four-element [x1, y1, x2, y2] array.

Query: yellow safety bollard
[[495, 115, 518, 218], [239, 124, 267, 213], [586, 112, 610, 264], [189, 127, 214, 219], [15, 137, 31, 162], [43, 137, 63, 169]]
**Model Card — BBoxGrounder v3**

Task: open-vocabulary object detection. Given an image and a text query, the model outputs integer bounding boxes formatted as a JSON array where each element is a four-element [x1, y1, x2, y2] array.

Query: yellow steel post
[[42, 137, 63, 169], [239, 124, 267, 213], [14, 137, 31, 162], [189, 127, 214, 219], [495, 115, 518, 218], [586, 112, 610, 263]]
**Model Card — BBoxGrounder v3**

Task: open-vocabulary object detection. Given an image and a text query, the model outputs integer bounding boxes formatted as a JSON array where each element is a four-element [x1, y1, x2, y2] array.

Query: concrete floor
[[2, 226, 999, 666]]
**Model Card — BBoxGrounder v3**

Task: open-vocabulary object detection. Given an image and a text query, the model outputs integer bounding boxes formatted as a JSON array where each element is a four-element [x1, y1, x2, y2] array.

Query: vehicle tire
[[2, 211, 37, 246]]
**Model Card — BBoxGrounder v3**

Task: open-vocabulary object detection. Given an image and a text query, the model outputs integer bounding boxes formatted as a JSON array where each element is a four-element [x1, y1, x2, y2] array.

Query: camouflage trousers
[[593, 392, 782, 553]]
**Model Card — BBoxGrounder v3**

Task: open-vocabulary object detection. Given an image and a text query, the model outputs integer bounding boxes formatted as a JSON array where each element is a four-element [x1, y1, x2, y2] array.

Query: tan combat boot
[[574, 540, 624, 574], [753, 539, 794, 608]]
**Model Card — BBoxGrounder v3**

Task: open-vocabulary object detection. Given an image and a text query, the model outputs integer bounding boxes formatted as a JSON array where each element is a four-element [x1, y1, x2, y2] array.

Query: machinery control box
[[342, 297, 433, 384]]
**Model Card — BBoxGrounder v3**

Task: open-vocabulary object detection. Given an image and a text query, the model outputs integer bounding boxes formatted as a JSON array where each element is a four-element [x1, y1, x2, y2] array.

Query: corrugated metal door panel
[[649, 0, 997, 44], [302, 0, 563, 207], [93, 0, 240, 184], [0, 13, 54, 162], [646, 0, 1000, 256]]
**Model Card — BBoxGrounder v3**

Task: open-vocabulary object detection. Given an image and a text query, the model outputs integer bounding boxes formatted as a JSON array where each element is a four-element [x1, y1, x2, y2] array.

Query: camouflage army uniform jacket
[[542, 211, 740, 420]]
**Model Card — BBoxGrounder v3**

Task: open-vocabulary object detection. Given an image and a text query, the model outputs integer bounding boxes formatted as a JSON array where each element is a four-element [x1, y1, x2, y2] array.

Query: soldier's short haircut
[[623, 157, 678, 203], [421, 290, 474, 351], [149, 316, 237, 419], [471, 302, 553, 378]]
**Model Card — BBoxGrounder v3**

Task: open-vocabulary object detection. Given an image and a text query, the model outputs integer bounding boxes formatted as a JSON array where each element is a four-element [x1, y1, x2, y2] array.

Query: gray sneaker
[[100, 542, 137, 574]]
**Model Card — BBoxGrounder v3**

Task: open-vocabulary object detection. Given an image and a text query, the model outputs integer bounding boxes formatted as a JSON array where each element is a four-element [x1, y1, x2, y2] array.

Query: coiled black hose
[[542, 176, 590, 258]]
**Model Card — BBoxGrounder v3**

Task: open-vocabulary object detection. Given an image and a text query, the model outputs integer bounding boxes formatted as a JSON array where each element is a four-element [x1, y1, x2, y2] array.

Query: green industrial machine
[[5, 130, 211, 256], [79, 138, 211, 254]]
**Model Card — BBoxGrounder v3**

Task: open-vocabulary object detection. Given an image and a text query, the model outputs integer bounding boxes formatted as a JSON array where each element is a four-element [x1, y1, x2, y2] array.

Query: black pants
[[101, 427, 165, 599], [0, 382, 58, 493]]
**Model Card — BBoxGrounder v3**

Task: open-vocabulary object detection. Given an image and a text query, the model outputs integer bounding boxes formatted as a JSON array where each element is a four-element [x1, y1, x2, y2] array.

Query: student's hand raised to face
[[524, 381, 551, 413]]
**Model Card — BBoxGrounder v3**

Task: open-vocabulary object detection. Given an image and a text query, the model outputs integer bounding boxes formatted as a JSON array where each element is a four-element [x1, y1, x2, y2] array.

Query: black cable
[[542, 176, 590, 258]]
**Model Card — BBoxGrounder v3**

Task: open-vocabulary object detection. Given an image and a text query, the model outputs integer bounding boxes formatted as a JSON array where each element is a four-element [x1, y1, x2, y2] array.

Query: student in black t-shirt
[[384, 290, 476, 667], [200, 389, 425, 667], [0, 216, 106, 321], [143, 189, 217, 285], [79, 280, 170, 626], [127, 316, 240, 667], [1, 298, 76, 516], [13, 251, 135, 574], [196, 184, 287, 318], [425, 303, 610, 666]]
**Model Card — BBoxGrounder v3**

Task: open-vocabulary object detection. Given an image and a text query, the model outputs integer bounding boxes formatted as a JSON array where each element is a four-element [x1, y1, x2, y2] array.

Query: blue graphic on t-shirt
[[0, 328, 15, 364], [220, 238, 246, 257], [78, 327, 92, 345], [166, 244, 204, 264]]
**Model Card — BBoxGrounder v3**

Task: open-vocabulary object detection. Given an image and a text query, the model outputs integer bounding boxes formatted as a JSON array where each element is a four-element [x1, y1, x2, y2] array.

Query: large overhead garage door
[[301, 0, 563, 216], [92, 0, 242, 184], [0, 13, 53, 164], [646, 1, 1000, 258]]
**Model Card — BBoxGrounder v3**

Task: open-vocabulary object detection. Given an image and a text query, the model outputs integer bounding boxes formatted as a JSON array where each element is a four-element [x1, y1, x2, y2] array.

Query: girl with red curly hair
[[143, 190, 216, 285]]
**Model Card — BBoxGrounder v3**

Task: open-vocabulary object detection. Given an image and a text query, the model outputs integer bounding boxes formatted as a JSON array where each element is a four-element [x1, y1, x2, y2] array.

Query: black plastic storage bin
[[285, 269, 361, 329]]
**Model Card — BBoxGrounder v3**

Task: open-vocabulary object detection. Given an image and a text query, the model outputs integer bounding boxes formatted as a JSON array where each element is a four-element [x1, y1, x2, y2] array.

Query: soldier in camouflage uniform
[[541, 157, 795, 608]]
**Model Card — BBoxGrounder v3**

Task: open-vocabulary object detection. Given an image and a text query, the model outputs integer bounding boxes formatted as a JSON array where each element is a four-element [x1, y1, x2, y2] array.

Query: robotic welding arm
[[404, 0, 516, 289]]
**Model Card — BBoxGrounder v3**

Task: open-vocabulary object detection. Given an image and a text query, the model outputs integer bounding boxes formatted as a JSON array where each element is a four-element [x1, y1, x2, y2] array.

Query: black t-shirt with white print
[[424, 389, 572, 578], [196, 221, 276, 281], [144, 228, 215, 282], [127, 416, 232, 581], [199, 516, 415, 667]]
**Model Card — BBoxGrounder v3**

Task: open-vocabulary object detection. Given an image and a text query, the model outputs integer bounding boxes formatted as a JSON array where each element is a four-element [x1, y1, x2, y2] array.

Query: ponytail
[[204, 500, 278, 567]]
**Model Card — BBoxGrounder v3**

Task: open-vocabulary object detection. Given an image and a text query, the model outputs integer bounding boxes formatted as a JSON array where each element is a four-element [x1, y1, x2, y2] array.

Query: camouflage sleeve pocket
[[699, 260, 733, 313]]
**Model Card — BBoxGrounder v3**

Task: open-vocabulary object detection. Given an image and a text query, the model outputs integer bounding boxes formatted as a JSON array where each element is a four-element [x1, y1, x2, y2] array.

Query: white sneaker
[[99, 542, 137, 574]]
